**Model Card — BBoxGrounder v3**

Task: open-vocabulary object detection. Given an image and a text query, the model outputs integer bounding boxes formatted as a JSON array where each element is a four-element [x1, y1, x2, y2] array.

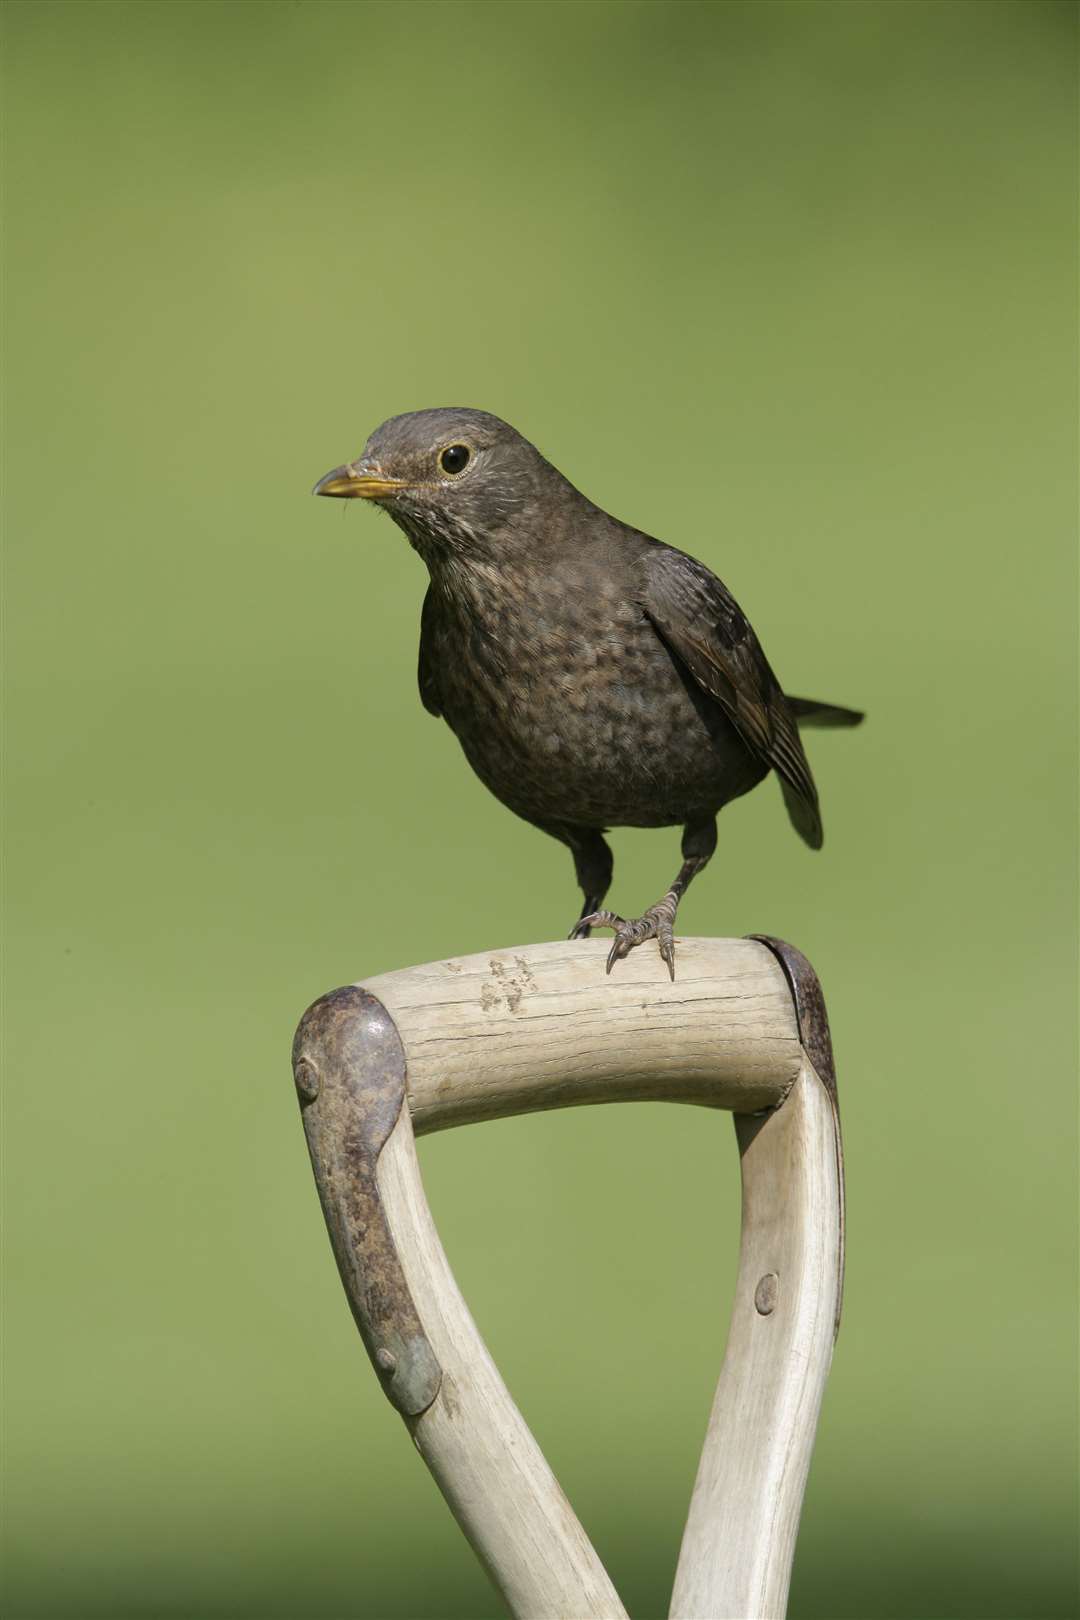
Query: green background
[[4, 2, 1077, 1616]]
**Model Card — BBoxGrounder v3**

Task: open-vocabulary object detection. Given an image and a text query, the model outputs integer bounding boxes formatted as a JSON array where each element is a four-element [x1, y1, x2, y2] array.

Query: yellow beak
[[312, 463, 407, 499]]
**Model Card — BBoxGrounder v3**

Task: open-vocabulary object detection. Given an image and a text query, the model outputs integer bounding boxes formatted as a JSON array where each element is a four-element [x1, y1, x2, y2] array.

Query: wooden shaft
[[377, 1107, 628, 1620], [361, 936, 802, 1134], [669, 1055, 843, 1619]]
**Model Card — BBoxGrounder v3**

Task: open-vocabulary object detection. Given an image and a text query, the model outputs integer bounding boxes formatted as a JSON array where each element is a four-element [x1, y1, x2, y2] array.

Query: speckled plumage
[[315, 408, 863, 976]]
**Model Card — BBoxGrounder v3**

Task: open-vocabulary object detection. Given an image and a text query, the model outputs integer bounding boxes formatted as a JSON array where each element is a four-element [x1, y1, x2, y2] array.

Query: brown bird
[[315, 408, 862, 977]]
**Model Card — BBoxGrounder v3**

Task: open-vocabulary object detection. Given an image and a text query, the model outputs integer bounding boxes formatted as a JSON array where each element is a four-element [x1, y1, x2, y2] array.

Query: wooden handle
[[293, 935, 844, 1620]]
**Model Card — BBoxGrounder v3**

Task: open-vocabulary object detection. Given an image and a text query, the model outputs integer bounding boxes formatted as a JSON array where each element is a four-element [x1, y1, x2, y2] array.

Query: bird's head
[[313, 408, 558, 561]]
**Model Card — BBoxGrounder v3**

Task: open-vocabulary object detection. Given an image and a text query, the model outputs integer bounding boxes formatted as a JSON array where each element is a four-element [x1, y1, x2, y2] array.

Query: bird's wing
[[417, 587, 442, 717], [641, 544, 823, 848]]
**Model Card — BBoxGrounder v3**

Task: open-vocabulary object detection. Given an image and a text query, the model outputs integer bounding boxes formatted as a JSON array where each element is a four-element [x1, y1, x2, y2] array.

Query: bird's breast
[[425, 572, 761, 828]]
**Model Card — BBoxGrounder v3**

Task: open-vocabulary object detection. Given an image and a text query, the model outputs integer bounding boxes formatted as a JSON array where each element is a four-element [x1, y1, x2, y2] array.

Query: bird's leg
[[573, 817, 717, 980], [565, 827, 614, 938], [534, 822, 615, 940]]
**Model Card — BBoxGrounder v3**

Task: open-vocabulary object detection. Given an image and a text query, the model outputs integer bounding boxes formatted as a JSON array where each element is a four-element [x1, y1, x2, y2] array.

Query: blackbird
[[315, 408, 862, 978]]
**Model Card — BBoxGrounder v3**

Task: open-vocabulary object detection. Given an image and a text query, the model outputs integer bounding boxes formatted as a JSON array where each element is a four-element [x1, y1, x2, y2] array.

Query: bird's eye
[[439, 444, 471, 476]]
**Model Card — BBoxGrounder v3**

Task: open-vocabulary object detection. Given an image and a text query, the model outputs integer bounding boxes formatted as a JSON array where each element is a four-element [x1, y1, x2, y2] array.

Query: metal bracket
[[292, 984, 442, 1417], [747, 934, 836, 1100], [748, 933, 845, 1338]]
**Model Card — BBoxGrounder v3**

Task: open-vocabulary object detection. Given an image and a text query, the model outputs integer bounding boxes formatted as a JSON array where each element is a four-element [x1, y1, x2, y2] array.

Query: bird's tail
[[789, 697, 865, 728]]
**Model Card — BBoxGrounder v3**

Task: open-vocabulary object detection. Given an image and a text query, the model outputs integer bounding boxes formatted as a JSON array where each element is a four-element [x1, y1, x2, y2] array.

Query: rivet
[[755, 1272, 779, 1315], [293, 1056, 320, 1102], [375, 1347, 397, 1373]]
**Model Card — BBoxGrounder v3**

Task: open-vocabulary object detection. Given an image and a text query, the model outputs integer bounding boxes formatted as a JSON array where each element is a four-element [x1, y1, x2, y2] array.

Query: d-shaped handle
[[292, 936, 843, 1620]]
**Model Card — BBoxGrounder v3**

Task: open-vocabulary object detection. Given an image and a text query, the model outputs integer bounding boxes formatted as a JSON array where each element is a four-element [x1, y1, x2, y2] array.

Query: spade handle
[[292, 935, 844, 1620]]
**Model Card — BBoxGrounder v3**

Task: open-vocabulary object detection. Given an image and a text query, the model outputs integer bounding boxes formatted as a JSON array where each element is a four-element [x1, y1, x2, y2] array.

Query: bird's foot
[[571, 897, 679, 980]]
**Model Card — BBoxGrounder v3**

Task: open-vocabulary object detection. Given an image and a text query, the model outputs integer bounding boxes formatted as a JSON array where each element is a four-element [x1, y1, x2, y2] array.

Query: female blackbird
[[315, 408, 862, 977]]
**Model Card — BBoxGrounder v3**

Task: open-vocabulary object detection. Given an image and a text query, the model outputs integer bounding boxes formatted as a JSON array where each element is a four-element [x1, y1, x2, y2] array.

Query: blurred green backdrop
[[3, 2, 1077, 1616]]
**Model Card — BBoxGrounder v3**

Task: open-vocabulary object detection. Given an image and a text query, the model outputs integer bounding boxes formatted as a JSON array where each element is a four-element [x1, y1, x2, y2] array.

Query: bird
[[314, 408, 862, 978]]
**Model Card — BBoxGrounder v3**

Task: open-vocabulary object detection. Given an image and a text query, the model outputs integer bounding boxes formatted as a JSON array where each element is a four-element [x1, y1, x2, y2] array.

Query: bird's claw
[[572, 906, 678, 980]]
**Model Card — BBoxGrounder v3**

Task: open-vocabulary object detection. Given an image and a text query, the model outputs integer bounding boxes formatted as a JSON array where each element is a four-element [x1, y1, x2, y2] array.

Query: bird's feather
[[788, 697, 865, 728]]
